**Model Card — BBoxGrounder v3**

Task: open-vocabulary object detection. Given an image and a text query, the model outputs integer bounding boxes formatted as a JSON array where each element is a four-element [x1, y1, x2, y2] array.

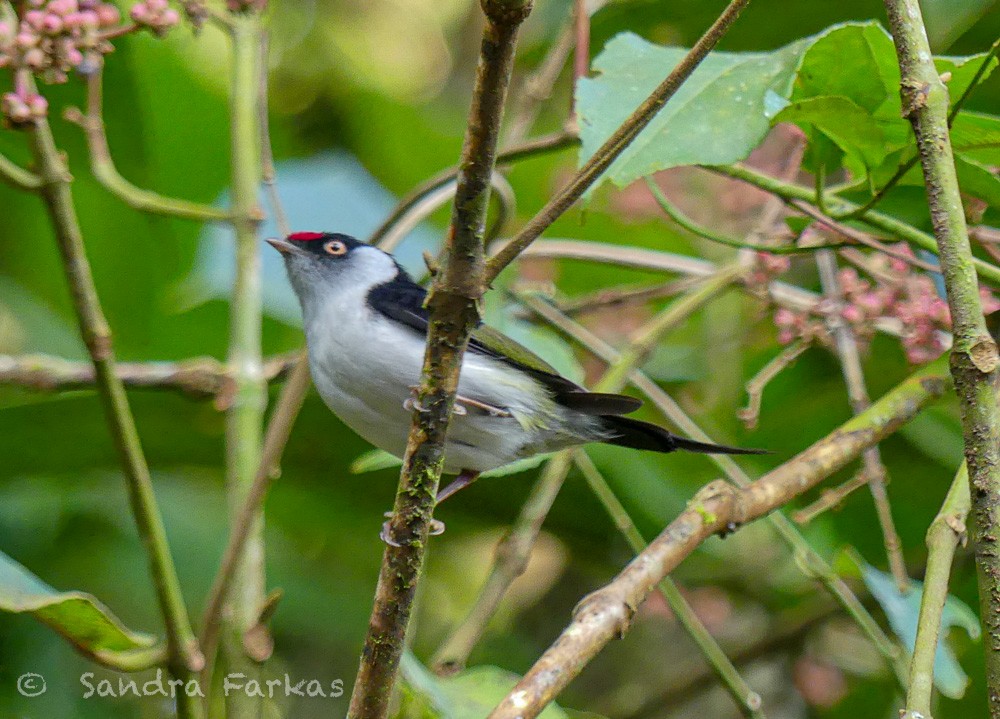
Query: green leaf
[[936, 52, 1000, 108], [397, 651, 568, 719], [955, 155, 1000, 208], [792, 22, 898, 114], [776, 96, 891, 173], [350, 448, 402, 474], [951, 111, 1000, 166], [576, 31, 811, 188], [857, 556, 980, 699], [0, 550, 156, 655]]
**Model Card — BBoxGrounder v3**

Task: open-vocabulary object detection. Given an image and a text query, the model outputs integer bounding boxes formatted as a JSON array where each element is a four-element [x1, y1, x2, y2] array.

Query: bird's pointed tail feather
[[601, 415, 768, 456]]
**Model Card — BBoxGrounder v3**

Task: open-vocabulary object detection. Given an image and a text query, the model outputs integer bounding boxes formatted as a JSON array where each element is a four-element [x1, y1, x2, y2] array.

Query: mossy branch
[[882, 4, 1000, 716], [347, 3, 532, 718]]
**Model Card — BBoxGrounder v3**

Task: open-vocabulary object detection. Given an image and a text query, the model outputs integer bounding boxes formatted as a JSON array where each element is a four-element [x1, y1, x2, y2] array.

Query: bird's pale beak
[[266, 237, 307, 256]]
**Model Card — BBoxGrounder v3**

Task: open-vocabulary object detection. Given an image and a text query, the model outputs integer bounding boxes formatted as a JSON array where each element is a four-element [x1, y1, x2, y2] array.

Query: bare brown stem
[[0, 352, 297, 399], [815, 249, 908, 592]]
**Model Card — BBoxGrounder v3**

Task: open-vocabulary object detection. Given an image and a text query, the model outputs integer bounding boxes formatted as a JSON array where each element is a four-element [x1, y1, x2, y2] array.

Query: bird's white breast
[[303, 284, 555, 473]]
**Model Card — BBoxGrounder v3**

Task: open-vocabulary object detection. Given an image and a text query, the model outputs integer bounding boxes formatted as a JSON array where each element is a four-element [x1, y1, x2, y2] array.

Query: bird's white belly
[[305, 304, 544, 473]]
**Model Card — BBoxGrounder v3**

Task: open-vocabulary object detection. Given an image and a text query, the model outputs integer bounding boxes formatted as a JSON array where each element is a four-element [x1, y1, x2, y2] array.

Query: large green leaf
[[857, 557, 980, 700], [0, 550, 156, 655], [576, 21, 1000, 193], [576, 31, 810, 187], [397, 651, 568, 719], [791, 22, 898, 114]]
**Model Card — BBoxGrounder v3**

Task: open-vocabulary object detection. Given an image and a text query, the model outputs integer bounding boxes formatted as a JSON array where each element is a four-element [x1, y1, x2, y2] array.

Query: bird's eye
[[324, 240, 348, 257]]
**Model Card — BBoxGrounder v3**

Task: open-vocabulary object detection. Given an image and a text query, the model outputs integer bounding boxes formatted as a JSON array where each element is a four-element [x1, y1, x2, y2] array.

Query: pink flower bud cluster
[[129, 0, 180, 36], [746, 251, 791, 288], [0, 0, 182, 124], [1, 87, 47, 124], [0, 0, 122, 85], [771, 244, 1000, 365]]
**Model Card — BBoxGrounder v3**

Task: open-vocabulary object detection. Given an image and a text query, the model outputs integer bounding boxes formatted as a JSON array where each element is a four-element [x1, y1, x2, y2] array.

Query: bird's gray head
[[267, 232, 401, 306]]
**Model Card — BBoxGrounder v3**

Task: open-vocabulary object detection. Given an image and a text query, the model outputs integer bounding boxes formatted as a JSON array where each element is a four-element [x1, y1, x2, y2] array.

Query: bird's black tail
[[601, 415, 768, 456]]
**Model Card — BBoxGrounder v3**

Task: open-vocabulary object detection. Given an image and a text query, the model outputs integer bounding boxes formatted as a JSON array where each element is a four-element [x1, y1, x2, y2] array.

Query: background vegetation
[[1, 0, 1000, 717]]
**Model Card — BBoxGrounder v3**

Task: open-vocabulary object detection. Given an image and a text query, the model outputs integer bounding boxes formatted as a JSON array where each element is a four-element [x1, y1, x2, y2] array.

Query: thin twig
[[484, 0, 753, 284], [504, 11, 576, 143], [0, 150, 41, 190], [902, 463, 971, 718], [709, 164, 1000, 286], [487, 355, 952, 719], [738, 340, 811, 430], [571, 0, 589, 91], [347, 4, 531, 718], [815, 249, 908, 592], [64, 70, 230, 222], [555, 277, 704, 315], [792, 473, 869, 523], [790, 200, 941, 273], [366, 131, 577, 248], [646, 177, 845, 254], [574, 452, 765, 718], [199, 351, 310, 664], [376, 171, 515, 254], [24, 89, 203, 718]]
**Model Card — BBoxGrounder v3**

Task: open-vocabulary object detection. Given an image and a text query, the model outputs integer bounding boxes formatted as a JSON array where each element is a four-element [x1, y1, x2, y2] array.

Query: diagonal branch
[[488, 355, 951, 719], [484, 0, 752, 284], [518, 293, 907, 679], [347, 3, 532, 718], [573, 452, 765, 718]]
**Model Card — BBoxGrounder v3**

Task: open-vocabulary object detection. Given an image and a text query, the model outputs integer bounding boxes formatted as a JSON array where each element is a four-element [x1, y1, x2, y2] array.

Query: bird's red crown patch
[[287, 231, 327, 242]]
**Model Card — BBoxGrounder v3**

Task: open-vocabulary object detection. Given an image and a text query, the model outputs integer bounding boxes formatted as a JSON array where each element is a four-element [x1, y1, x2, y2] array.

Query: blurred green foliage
[[1, 0, 999, 717]]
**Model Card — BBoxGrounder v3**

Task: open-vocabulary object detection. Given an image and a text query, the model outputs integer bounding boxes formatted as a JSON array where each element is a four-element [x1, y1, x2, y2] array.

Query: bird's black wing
[[366, 278, 642, 416]]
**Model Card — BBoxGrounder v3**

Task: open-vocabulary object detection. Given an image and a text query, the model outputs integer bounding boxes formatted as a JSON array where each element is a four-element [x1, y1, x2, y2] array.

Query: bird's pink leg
[[436, 469, 481, 504]]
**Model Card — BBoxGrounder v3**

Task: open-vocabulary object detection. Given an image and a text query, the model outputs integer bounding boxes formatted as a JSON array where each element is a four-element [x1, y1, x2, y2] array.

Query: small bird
[[269, 231, 764, 505]]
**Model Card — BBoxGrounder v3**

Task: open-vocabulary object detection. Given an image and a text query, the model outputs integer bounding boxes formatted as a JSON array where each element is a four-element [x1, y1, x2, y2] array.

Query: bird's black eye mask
[[286, 232, 366, 260]]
